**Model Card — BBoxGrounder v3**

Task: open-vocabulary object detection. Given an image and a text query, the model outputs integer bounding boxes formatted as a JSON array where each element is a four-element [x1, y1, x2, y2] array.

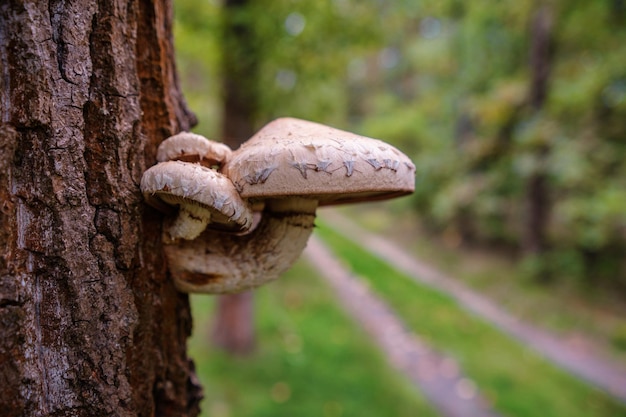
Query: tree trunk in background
[[212, 0, 259, 355], [523, 6, 552, 272], [528, 7, 552, 111], [212, 291, 256, 355], [221, 0, 258, 147], [0, 1, 202, 415]]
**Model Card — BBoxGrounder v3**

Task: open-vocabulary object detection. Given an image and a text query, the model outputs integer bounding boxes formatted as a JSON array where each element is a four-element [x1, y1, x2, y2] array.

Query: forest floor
[[310, 208, 626, 406]]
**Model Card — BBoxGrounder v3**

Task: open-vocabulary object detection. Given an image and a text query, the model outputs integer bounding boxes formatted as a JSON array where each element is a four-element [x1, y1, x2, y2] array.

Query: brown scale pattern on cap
[[223, 118, 415, 205], [157, 132, 232, 168]]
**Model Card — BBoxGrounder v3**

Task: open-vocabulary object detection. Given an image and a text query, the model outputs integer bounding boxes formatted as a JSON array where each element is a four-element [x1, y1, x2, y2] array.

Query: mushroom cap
[[157, 132, 232, 167], [141, 160, 253, 232], [223, 118, 416, 205]]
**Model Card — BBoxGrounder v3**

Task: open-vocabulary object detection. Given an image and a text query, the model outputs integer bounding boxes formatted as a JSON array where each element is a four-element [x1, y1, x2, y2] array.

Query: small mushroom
[[164, 203, 315, 293], [141, 160, 253, 241], [157, 131, 232, 168], [165, 118, 415, 293]]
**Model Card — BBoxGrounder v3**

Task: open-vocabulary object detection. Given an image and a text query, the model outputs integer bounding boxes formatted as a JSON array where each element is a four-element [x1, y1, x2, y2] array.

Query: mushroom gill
[[165, 199, 317, 294]]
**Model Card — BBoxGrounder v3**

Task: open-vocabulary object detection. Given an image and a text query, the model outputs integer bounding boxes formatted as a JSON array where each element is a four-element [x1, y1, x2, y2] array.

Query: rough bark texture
[[0, 1, 202, 415], [212, 0, 259, 355]]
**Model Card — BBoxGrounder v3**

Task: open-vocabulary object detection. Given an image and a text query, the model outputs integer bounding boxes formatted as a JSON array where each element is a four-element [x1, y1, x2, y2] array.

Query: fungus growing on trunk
[[145, 118, 415, 294], [156, 131, 231, 167], [141, 134, 253, 241]]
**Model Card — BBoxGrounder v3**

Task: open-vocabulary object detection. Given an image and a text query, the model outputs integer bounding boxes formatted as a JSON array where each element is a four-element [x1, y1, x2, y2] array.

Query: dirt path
[[318, 209, 626, 404], [304, 236, 501, 417]]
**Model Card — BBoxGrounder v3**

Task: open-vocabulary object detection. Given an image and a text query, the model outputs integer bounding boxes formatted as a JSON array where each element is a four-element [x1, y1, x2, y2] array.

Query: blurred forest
[[174, 0, 626, 292]]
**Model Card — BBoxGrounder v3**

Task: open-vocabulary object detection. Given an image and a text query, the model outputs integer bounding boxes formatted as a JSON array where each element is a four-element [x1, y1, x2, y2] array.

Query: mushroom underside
[[165, 208, 316, 294], [142, 119, 416, 294]]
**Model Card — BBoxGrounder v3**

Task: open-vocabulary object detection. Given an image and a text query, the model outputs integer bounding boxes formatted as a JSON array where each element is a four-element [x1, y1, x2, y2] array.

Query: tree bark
[[211, 0, 259, 355], [0, 1, 202, 415]]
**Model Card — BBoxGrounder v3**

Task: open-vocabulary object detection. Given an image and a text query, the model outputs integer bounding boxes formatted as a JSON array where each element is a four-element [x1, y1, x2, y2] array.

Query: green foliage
[[613, 324, 626, 353], [250, 0, 383, 125], [174, 0, 626, 286], [189, 262, 439, 417], [350, 0, 626, 286], [175, 0, 385, 134], [174, 0, 222, 137]]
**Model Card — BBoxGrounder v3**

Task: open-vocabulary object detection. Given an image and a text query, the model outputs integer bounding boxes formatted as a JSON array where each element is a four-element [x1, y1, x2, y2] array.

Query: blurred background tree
[[211, 0, 260, 356], [354, 0, 626, 288], [175, 0, 626, 300]]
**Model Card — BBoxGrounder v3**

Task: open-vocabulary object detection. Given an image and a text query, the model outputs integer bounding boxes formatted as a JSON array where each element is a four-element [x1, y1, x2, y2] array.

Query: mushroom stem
[[166, 205, 212, 242], [265, 197, 319, 215], [164, 200, 319, 294]]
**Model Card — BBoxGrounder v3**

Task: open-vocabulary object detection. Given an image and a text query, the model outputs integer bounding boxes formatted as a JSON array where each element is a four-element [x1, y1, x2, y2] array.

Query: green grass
[[339, 204, 626, 364], [315, 222, 626, 417], [188, 262, 440, 417]]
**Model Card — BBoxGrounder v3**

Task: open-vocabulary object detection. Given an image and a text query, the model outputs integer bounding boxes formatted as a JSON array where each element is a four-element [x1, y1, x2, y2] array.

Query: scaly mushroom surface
[[224, 117, 415, 205], [166, 199, 315, 293], [141, 160, 252, 241], [157, 131, 232, 167], [164, 118, 415, 293]]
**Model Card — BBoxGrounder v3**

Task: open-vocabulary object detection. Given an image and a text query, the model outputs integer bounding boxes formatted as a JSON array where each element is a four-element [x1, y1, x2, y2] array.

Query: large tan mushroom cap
[[141, 160, 253, 232], [157, 132, 231, 167], [223, 118, 416, 205]]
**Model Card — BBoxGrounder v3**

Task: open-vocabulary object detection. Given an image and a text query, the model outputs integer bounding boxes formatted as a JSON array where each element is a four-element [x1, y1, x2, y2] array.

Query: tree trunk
[[211, 0, 259, 355], [0, 1, 202, 415], [221, 0, 258, 147], [523, 6, 552, 266], [528, 7, 552, 112], [212, 292, 256, 355]]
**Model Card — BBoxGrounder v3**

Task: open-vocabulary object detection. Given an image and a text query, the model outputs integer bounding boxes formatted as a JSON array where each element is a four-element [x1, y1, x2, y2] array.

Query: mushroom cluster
[[141, 117, 415, 294]]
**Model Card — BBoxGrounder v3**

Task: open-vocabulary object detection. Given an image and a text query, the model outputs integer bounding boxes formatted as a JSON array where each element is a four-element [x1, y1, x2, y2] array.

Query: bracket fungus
[[141, 118, 415, 294]]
